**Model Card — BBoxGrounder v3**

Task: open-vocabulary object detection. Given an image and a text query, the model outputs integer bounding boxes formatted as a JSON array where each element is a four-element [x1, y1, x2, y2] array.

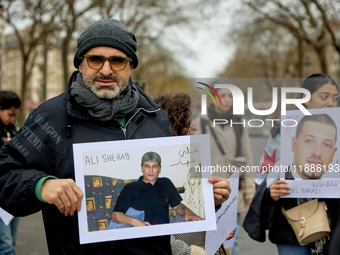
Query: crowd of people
[[0, 18, 339, 255]]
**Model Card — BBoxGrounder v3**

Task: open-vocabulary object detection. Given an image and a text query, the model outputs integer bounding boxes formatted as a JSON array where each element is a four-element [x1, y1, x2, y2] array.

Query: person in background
[[154, 92, 233, 255], [193, 80, 255, 255], [0, 91, 21, 146], [257, 73, 340, 185], [244, 73, 340, 255], [0, 90, 21, 255]]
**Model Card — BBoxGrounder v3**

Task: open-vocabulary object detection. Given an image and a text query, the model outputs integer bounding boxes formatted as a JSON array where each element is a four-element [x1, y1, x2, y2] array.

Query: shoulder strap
[[200, 117, 226, 155], [235, 117, 244, 137], [200, 117, 208, 135]]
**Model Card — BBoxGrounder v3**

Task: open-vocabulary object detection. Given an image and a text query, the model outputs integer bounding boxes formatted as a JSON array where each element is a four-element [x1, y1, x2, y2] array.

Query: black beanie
[[74, 19, 138, 69]]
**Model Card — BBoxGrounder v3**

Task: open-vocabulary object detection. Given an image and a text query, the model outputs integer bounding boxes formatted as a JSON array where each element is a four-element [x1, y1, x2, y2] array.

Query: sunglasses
[[83, 55, 131, 71]]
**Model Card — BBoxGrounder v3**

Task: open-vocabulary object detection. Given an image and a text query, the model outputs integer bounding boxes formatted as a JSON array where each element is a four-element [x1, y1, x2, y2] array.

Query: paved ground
[[237, 211, 277, 255], [237, 136, 277, 254], [16, 210, 277, 255], [16, 212, 48, 255], [15, 135, 278, 255]]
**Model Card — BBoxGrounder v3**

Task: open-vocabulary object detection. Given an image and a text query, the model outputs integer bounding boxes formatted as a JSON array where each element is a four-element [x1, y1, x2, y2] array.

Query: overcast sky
[[163, 1, 236, 78], [178, 28, 234, 78]]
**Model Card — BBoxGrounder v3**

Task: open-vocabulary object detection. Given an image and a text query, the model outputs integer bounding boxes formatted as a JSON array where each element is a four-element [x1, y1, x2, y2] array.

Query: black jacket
[[0, 71, 173, 255], [329, 219, 340, 254]]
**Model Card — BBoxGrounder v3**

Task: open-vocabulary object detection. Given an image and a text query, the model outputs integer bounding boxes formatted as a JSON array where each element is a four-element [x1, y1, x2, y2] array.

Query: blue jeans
[[231, 213, 241, 255], [0, 217, 20, 255], [276, 243, 310, 255]]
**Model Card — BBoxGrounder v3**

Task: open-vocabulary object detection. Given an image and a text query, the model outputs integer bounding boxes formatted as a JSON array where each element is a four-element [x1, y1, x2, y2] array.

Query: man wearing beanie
[[0, 19, 173, 255]]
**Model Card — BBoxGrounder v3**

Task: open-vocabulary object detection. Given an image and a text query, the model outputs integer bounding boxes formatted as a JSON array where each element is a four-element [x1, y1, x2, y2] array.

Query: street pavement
[[15, 135, 278, 255], [16, 212, 47, 255]]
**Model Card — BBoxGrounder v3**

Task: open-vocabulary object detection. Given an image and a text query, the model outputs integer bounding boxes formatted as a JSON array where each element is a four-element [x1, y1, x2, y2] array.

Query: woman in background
[[268, 73, 339, 255], [193, 81, 255, 255], [245, 73, 339, 255]]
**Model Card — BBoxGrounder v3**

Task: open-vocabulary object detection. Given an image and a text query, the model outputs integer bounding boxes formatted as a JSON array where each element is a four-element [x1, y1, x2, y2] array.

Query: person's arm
[[175, 203, 203, 221], [0, 157, 48, 216], [170, 235, 207, 255], [1, 164, 82, 218], [0, 101, 79, 217], [170, 235, 192, 255], [111, 211, 150, 227], [165, 178, 202, 221]]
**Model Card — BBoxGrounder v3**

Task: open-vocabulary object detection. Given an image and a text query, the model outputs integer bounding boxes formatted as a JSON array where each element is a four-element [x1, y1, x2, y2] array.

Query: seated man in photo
[[111, 151, 202, 227], [289, 114, 337, 180]]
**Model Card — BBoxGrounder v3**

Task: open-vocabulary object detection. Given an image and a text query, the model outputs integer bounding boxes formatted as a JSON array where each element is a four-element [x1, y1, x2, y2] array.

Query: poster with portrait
[[280, 107, 340, 198], [73, 134, 216, 244]]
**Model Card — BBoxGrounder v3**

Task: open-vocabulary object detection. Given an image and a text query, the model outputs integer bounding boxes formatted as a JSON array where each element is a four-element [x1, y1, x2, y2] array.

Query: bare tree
[[97, 0, 220, 90], [222, 13, 301, 92], [230, 17, 296, 75], [3, 0, 62, 125], [311, 0, 340, 54], [242, 0, 340, 74], [310, 0, 340, 77], [54, 0, 101, 90]]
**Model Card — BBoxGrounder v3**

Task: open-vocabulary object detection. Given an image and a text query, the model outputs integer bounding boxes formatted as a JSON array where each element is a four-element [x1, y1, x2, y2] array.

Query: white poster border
[[73, 135, 216, 244]]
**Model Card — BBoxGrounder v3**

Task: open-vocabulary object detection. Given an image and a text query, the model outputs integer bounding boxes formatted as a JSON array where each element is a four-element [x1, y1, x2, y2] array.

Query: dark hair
[[141, 151, 161, 167], [153, 93, 190, 136], [296, 114, 337, 142], [78, 56, 84, 65], [0, 91, 21, 110], [301, 73, 338, 97]]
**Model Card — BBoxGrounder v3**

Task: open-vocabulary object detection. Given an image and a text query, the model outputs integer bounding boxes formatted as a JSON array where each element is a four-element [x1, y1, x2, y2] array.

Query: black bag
[[243, 179, 275, 242]]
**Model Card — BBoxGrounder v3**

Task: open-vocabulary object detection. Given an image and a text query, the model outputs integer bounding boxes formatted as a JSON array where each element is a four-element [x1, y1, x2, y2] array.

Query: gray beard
[[82, 68, 129, 99]]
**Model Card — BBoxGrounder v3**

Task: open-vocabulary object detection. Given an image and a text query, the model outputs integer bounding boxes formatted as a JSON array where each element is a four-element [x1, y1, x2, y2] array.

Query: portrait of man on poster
[[110, 151, 202, 227], [288, 114, 338, 180]]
